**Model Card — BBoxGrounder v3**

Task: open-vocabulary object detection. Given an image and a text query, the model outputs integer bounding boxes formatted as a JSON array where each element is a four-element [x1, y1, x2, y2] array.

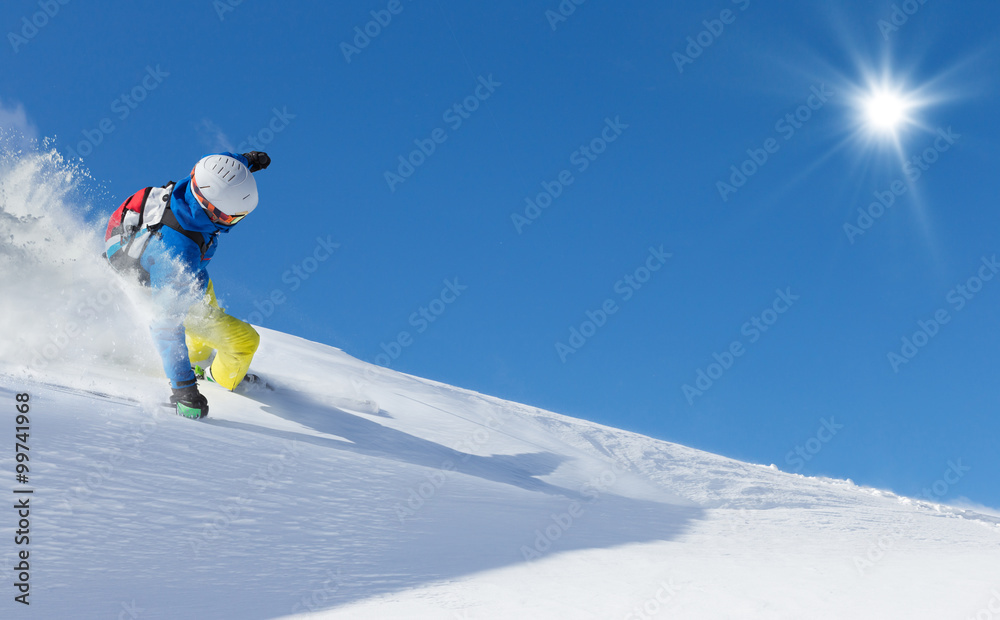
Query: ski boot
[[170, 384, 209, 419]]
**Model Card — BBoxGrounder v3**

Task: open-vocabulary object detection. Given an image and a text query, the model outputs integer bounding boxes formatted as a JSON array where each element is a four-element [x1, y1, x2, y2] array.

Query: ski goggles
[[190, 168, 250, 227]]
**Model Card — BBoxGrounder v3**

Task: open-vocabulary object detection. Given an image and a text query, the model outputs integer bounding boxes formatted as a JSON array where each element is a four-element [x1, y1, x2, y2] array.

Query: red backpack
[[104, 182, 174, 270], [104, 182, 211, 281]]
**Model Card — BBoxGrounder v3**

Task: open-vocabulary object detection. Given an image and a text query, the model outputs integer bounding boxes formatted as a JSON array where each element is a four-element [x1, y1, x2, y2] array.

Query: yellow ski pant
[[184, 281, 260, 391]]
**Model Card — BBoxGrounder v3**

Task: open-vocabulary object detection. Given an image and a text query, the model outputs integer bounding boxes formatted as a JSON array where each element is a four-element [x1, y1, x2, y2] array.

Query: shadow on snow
[[194, 386, 706, 618]]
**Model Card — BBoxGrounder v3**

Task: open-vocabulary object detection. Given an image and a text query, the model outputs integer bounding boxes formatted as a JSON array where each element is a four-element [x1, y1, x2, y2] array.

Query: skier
[[103, 151, 271, 419]]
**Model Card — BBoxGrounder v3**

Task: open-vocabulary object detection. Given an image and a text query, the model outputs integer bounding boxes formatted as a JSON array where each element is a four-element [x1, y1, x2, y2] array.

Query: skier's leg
[[183, 283, 219, 367], [183, 281, 260, 391], [206, 316, 259, 390], [185, 331, 214, 367]]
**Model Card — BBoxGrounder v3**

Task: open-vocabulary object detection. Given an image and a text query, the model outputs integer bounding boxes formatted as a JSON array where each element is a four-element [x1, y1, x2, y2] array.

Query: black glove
[[170, 384, 209, 419], [242, 151, 271, 173]]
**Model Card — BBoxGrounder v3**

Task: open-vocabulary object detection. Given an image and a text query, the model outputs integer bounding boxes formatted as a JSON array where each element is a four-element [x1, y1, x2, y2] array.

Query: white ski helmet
[[190, 155, 258, 226]]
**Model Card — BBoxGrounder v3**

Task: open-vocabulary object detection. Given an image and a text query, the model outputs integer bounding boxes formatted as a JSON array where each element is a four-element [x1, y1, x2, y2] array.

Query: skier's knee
[[244, 324, 260, 355]]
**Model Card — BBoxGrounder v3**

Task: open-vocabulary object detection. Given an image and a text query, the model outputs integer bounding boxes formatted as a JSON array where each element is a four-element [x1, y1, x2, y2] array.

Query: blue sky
[[3, 0, 999, 507]]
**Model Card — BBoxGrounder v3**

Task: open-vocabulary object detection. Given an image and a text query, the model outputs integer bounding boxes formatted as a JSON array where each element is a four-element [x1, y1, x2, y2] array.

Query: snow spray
[[0, 134, 160, 380]]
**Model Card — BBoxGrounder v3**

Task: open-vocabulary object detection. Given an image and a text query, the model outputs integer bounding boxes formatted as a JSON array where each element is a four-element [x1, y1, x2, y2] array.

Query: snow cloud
[[195, 118, 235, 152], [0, 98, 39, 149], [951, 498, 1000, 518]]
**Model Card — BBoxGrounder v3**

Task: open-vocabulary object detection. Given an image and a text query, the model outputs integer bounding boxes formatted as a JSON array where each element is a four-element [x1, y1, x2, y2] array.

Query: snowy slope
[[2, 146, 1000, 619], [1, 328, 999, 620]]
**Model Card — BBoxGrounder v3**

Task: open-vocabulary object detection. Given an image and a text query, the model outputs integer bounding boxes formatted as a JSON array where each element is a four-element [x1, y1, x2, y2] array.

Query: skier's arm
[[142, 230, 207, 389], [241, 151, 270, 172]]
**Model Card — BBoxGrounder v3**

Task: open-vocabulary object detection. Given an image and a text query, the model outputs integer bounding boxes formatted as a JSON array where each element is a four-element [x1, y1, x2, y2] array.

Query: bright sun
[[865, 91, 908, 132], [858, 83, 919, 141]]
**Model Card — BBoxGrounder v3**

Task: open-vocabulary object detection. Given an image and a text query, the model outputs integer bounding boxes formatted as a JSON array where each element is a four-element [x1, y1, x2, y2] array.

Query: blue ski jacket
[[139, 152, 250, 389]]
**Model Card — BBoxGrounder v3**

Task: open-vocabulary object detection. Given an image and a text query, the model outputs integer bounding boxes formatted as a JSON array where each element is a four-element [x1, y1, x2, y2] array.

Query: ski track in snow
[[0, 328, 997, 619]]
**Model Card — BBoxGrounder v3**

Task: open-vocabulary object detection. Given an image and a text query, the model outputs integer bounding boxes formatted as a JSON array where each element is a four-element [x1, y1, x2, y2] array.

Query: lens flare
[[847, 65, 939, 148], [863, 89, 911, 134]]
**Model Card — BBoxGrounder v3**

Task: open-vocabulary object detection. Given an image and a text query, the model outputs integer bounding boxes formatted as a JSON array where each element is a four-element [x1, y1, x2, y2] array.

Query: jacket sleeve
[[141, 228, 209, 389]]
